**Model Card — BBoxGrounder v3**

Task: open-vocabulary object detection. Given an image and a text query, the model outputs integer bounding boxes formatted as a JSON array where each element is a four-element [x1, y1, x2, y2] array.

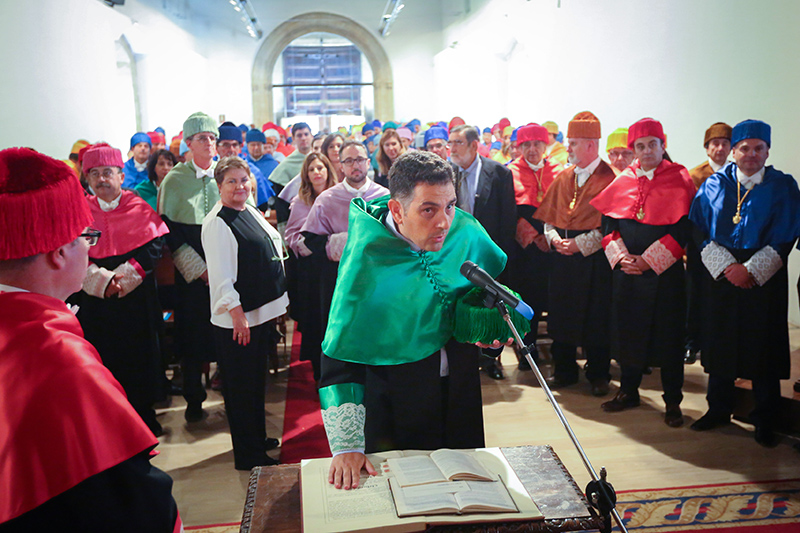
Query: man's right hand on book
[[328, 452, 377, 490]]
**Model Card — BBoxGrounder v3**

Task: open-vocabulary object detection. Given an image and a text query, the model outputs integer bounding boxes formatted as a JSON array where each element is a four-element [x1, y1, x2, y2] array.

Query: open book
[[389, 477, 518, 517], [386, 449, 495, 487]]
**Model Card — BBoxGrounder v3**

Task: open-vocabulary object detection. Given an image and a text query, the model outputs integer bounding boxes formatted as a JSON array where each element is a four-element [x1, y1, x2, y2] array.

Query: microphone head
[[460, 260, 478, 279]]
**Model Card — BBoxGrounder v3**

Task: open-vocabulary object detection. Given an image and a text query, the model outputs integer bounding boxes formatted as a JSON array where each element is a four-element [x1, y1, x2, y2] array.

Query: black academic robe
[[602, 216, 689, 367], [77, 238, 165, 419], [512, 205, 551, 315], [547, 228, 611, 347]]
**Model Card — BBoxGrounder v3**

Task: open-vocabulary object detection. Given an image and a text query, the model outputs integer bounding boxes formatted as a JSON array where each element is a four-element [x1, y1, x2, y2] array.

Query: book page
[[455, 479, 518, 513], [389, 478, 462, 517], [430, 449, 494, 481], [387, 455, 448, 487], [322, 471, 397, 521]]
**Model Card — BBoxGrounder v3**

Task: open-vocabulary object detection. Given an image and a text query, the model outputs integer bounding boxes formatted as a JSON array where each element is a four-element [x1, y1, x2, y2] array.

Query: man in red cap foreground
[[534, 112, 615, 396], [0, 147, 181, 531], [590, 118, 696, 427]]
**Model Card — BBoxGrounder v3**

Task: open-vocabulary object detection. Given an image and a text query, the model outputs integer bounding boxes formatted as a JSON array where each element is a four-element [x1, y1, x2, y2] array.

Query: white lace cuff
[[327, 232, 348, 262], [172, 243, 207, 283], [744, 246, 783, 286], [641, 235, 683, 275], [543, 224, 560, 248], [575, 230, 603, 257], [114, 259, 145, 298], [321, 402, 366, 455], [700, 241, 737, 280], [603, 233, 628, 269], [82, 263, 115, 298]]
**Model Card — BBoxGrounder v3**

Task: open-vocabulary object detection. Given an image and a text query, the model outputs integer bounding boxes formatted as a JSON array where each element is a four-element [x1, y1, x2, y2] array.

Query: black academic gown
[[602, 216, 689, 368]]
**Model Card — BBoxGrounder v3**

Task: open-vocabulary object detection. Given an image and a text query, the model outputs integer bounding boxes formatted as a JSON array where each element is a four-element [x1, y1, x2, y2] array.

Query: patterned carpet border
[[616, 479, 800, 531]]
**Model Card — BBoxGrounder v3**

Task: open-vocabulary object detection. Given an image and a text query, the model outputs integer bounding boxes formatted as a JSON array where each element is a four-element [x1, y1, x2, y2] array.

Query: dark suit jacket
[[452, 155, 518, 264]]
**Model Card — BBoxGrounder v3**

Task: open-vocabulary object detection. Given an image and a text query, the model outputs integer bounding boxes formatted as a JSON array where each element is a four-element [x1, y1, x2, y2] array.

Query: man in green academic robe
[[319, 151, 508, 490]]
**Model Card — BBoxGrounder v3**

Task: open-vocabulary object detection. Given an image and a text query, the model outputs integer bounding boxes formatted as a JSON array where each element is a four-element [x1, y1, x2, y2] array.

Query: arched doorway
[[252, 12, 394, 127]]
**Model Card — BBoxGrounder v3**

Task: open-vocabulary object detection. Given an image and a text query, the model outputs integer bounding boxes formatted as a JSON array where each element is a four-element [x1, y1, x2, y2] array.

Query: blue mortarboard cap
[[246, 128, 267, 144], [731, 119, 771, 148], [130, 132, 151, 149], [218, 125, 241, 142], [238, 123, 249, 133], [483, 127, 492, 134], [510, 127, 520, 143], [155, 127, 165, 135], [491, 141, 502, 150], [424, 126, 449, 146]]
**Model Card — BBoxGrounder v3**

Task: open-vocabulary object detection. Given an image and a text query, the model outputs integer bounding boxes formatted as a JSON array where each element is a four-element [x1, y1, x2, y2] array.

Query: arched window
[[272, 32, 373, 131]]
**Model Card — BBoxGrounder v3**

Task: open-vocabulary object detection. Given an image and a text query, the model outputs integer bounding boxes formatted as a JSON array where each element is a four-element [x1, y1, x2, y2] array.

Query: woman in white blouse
[[201, 156, 288, 470]]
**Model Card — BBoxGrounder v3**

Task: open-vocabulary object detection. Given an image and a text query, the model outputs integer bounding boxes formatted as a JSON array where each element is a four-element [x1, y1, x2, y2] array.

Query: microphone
[[460, 261, 534, 320]]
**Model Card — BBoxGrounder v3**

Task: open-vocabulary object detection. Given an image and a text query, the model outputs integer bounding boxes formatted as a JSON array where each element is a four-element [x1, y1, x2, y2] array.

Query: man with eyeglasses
[[268, 122, 315, 194], [74, 143, 169, 437], [122, 131, 152, 188], [301, 141, 388, 346], [218, 124, 274, 211], [448, 124, 517, 380], [158, 111, 221, 423], [0, 147, 181, 531]]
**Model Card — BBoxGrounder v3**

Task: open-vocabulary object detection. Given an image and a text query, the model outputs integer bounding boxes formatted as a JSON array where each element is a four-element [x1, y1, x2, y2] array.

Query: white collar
[[574, 156, 602, 187], [342, 178, 370, 196], [736, 165, 765, 190], [98, 192, 122, 212], [636, 166, 656, 181], [0, 283, 27, 293], [385, 211, 420, 251], [708, 158, 724, 172], [525, 158, 544, 171], [194, 161, 216, 180], [134, 159, 147, 172]]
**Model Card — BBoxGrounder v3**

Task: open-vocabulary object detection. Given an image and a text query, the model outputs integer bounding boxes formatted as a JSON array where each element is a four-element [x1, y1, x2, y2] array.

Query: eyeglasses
[[87, 168, 119, 179], [80, 228, 102, 246], [218, 141, 240, 149], [341, 157, 369, 166], [447, 139, 466, 147], [191, 134, 217, 144]]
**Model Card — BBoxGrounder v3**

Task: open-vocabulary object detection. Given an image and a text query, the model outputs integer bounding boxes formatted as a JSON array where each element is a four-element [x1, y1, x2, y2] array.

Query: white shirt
[[736, 166, 765, 190], [0, 283, 26, 293], [195, 161, 216, 180], [342, 178, 372, 197], [384, 214, 449, 378], [525, 158, 544, 172], [575, 156, 602, 188], [457, 155, 482, 214], [636, 167, 656, 180], [201, 202, 288, 328], [98, 193, 122, 212], [708, 158, 724, 173], [134, 160, 147, 172]]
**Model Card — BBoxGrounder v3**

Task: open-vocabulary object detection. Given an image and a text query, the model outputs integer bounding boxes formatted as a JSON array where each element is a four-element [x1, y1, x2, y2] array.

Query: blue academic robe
[[122, 158, 148, 189]]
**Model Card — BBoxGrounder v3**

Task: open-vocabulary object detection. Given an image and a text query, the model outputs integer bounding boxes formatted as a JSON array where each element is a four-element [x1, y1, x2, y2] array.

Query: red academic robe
[[0, 291, 181, 531]]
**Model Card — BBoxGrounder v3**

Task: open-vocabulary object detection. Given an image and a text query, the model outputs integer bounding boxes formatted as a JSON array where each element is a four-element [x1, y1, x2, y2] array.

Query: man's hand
[[328, 452, 377, 490], [554, 238, 579, 256], [104, 273, 124, 298], [475, 338, 514, 349], [724, 263, 756, 289], [619, 254, 651, 275]]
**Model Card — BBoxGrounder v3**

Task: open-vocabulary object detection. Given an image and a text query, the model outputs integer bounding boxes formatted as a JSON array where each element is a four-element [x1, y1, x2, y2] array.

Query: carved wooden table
[[240, 445, 603, 532]]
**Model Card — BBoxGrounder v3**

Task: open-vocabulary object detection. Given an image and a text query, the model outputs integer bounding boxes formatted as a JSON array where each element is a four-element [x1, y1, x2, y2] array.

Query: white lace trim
[[114, 260, 144, 298], [321, 402, 366, 455], [641, 239, 679, 275], [327, 232, 348, 262], [576, 229, 602, 257], [744, 245, 783, 286], [172, 243, 207, 283], [82, 263, 115, 298], [700, 241, 737, 280], [543, 224, 559, 248], [604, 237, 628, 269]]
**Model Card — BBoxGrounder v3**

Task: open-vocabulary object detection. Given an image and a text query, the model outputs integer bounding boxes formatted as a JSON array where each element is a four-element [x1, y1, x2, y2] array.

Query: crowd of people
[[2, 108, 799, 526]]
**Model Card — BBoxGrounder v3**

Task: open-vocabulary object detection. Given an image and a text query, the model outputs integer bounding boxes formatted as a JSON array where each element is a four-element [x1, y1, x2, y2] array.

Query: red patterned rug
[[278, 330, 331, 464], [617, 478, 800, 531]]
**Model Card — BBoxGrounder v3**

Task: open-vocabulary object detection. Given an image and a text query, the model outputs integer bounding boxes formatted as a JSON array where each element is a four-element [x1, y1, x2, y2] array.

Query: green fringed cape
[[157, 161, 220, 224], [321, 195, 507, 366], [453, 287, 531, 344]]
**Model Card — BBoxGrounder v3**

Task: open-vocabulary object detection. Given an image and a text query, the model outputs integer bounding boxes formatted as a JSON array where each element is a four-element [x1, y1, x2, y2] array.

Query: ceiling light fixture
[[232, 0, 262, 39], [379, 0, 405, 37]]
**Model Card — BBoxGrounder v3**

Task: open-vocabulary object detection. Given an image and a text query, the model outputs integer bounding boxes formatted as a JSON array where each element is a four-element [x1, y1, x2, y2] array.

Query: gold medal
[[569, 199, 576, 210], [537, 191, 543, 202], [732, 214, 741, 224], [636, 208, 645, 220]]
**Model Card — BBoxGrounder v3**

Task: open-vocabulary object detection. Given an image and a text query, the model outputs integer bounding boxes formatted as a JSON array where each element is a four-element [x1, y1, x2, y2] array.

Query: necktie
[[457, 169, 471, 213]]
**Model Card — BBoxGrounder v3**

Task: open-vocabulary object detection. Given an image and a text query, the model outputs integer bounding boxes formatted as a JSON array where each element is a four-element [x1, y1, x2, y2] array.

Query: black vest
[[216, 206, 286, 312]]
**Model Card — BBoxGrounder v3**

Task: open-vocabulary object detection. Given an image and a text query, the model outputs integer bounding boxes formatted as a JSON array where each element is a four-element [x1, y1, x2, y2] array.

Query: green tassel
[[453, 287, 532, 344]]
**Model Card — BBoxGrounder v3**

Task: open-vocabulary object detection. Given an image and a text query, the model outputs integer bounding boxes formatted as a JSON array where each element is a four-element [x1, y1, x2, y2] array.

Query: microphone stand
[[483, 292, 627, 533]]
